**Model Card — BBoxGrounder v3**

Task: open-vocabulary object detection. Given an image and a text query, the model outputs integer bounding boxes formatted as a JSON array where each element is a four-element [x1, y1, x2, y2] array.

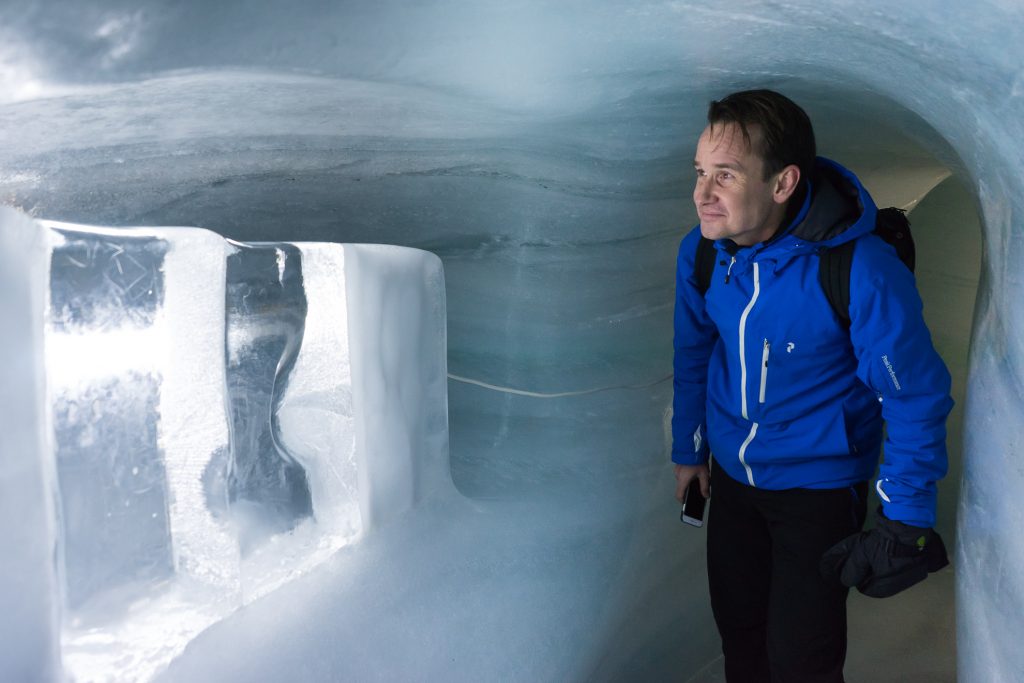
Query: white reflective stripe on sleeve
[[738, 262, 761, 420], [738, 422, 758, 486], [876, 479, 892, 502], [693, 424, 703, 452]]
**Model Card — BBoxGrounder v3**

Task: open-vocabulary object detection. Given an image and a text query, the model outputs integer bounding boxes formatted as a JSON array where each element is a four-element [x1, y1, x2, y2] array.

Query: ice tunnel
[[0, 1, 1019, 681]]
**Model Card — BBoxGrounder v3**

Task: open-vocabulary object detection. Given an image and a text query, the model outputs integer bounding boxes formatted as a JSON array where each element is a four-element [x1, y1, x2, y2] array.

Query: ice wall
[[1, 0, 1022, 681]]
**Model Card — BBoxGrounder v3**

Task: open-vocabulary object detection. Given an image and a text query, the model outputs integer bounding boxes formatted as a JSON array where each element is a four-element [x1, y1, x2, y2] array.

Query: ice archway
[[0, 1, 1019, 681]]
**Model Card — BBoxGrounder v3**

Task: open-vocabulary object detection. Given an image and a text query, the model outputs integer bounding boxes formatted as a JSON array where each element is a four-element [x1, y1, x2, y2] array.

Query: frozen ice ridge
[[0, 207, 450, 681]]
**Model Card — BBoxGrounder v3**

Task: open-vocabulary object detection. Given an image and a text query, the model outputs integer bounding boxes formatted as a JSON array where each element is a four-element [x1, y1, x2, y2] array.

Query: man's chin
[[699, 223, 728, 240]]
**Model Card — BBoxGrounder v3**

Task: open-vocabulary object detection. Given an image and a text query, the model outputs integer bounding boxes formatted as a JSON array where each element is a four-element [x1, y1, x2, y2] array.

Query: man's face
[[693, 123, 784, 246]]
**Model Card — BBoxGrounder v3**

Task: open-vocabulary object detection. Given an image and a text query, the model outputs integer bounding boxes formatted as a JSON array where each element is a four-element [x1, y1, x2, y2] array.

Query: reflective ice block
[[275, 244, 359, 539], [0, 212, 453, 681], [344, 243, 452, 529], [225, 242, 312, 550], [47, 228, 175, 609]]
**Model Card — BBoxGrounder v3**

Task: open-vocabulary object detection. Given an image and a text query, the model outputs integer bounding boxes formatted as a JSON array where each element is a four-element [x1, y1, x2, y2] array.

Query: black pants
[[707, 465, 868, 683]]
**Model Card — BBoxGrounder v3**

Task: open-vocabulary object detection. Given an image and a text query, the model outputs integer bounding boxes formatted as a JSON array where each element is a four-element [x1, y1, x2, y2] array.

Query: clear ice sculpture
[[0, 207, 450, 680]]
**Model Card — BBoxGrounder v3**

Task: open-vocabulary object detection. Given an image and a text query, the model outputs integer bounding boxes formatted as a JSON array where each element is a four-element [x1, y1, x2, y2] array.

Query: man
[[671, 89, 952, 682]]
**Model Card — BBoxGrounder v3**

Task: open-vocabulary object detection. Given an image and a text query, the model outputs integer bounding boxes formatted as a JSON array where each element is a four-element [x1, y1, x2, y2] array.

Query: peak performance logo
[[882, 355, 902, 391]]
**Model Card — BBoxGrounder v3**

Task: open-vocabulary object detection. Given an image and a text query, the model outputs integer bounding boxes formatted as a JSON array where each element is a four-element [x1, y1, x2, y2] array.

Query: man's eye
[[719, 172, 733, 181]]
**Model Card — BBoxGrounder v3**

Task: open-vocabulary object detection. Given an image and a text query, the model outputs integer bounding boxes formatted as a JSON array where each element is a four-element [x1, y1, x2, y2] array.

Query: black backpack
[[694, 207, 914, 328]]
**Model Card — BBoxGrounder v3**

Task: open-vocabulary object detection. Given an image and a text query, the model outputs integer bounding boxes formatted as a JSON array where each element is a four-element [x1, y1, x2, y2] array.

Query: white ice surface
[[0, 208, 58, 682], [344, 243, 453, 530], [1, 0, 1022, 681]]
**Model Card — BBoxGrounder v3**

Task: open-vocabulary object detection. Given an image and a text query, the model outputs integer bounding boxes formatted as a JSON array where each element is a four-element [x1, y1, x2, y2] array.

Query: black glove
[[820, 506, 949, 598]]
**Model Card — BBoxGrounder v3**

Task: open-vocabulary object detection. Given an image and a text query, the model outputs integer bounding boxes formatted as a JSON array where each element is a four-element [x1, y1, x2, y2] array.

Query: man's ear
[[772, 165, 801, 204]]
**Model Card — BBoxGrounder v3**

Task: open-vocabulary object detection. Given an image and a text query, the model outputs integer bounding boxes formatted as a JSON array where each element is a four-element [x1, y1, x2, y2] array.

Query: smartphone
[[680, 477, 706, 527]]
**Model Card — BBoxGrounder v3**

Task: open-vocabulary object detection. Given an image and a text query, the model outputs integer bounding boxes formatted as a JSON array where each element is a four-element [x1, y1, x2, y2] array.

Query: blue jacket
[[671, 157, 953, 527]]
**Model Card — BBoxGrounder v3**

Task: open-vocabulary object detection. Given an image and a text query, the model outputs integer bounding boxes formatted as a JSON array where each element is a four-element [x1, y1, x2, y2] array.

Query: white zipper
[[739, 423, 758, 486], [738, 262, 761, 420], [759, 339, 770, 404]]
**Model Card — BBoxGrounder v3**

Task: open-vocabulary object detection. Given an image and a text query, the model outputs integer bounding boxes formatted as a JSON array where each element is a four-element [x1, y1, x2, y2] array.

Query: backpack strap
[[818, 241, 855, 329], [817, 207, 914, 329], [694, 236, 717, 296]]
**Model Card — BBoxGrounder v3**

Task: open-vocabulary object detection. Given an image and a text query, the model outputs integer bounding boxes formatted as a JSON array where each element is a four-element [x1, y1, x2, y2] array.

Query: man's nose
[[694, 178, 713, 203]]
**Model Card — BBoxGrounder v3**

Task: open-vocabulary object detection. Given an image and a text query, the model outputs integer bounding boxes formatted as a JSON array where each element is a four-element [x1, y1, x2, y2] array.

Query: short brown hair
[[707, 89, 816, 183]]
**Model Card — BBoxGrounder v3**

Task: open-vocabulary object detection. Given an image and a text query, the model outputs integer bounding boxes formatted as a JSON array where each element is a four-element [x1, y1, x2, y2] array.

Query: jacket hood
[[782, 157, 877, 249]]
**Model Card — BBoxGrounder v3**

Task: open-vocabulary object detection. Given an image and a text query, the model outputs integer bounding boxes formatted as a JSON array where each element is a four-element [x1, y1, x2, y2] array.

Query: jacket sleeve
[[847, 235, 954, 527], [671, 227, 719, 465]]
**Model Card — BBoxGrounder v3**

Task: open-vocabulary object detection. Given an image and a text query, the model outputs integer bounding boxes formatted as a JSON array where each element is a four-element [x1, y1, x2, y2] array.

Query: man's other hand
[[674, 463, 710, 503], [819, 506, 949, 598]]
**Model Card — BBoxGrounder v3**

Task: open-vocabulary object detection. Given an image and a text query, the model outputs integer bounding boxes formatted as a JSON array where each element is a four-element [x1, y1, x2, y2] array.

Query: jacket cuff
[[874, 476, 937, 527], [878, 500, 935, 528], [671, 444, 709, 466]]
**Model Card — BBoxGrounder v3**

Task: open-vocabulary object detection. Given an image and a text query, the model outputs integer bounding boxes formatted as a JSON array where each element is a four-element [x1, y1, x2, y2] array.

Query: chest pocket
[[743, 262, 853, 418]]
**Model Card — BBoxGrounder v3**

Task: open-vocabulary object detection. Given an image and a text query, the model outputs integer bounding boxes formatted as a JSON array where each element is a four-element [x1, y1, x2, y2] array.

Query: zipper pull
[[724, 256, 736, 284]]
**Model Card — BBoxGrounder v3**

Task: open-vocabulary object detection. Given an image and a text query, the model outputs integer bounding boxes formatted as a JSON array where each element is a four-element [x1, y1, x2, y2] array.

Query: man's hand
[[674, 463, 710, 503], [819, 506, 949, 598]]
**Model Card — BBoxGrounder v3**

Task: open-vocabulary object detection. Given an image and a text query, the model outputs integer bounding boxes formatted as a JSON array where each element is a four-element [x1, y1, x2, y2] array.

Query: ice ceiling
[[1, 1, 1021, 681]]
